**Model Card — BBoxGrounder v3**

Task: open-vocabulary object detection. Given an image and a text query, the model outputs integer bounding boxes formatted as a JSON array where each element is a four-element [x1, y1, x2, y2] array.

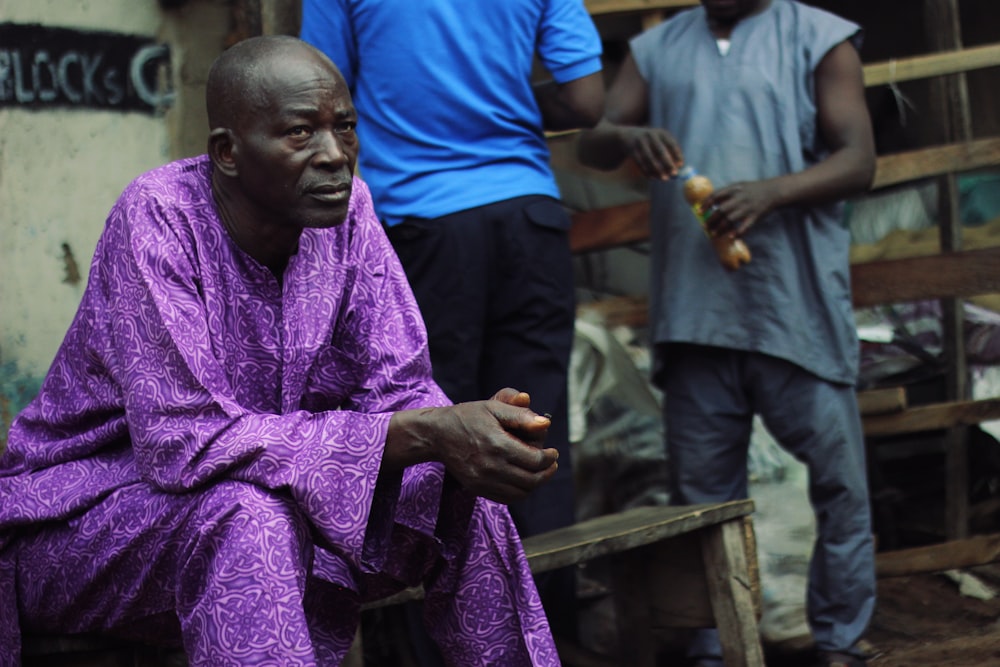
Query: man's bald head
[[205, 35, 341, 131]]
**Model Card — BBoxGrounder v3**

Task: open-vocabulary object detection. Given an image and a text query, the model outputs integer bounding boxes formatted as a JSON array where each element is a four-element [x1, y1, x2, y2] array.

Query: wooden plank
[[876, 533, 1000, 577], [364, 501, 755, 611], [584, 0, 697, 16], [700, 521, 766, 667], [872, 137, 1000, 190], [646, 532, 714, 627], [640, 10, 666, 31], [260, 0, 301, 35], [850, 246, 1000, 309], [862, 397, 1000, 437], [522, 500, 754, 574], [857, 387, 908, 416], [567, 138, 1000, 254], [569, 200, 651, 253], [864, 43, 1000, 87]]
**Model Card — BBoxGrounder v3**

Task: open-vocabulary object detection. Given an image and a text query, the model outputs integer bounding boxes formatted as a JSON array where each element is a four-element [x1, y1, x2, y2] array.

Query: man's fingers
[[489, 400, 550, 436], [477, 461, 560, 504], [492, 387, 531, 407], [506, 444, 559, 473]]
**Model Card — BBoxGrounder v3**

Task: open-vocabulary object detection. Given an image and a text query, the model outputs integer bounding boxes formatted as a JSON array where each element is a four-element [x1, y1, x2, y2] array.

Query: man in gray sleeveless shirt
[[578, 1, 876, 666]]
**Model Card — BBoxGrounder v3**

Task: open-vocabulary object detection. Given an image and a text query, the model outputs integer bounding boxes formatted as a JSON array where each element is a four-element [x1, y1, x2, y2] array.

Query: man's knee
[[186, 481, 309, 556]]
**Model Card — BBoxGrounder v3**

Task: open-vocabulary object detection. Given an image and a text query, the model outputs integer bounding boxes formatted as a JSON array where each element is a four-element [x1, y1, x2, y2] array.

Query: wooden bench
[[23, 500, 763, 667], [522, 500, 763, 667], [361, 500, 763, 667]]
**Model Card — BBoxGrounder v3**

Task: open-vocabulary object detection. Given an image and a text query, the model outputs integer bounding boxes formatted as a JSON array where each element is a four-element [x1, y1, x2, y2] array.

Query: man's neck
[[211, 172, 300, 276], [707, 0, 772, 38]]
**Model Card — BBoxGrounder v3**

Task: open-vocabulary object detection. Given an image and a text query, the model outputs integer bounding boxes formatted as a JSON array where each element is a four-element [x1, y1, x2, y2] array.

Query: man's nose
[[314, 131, 347, 164]]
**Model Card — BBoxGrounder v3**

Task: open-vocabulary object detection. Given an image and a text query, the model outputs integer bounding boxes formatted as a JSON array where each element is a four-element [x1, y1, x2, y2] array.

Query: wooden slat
[[584, 0, 697, 16], [569, 199, 651, 253], [862, 397, 1000, 437], [876, 532, 1000, 577], [864, 43, 1000, 87], [872, 137, 1000, 190], [568, 138, 1000, 255], [523, 500, 754, 573], [857, 386, 908, 416], [850, 246, 1000, 308], [363, 500, 755, 610]]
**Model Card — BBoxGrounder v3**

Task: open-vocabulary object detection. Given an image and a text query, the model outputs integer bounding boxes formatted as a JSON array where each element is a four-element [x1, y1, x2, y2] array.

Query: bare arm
[[706, 39, 876, 237], [533, 70, 605, 132], [576, 53, 684, 177], [383, 388, 559, 505]]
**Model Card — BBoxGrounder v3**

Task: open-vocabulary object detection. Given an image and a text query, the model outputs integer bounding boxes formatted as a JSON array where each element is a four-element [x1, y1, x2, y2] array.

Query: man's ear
[[208, 128, 238, 177]]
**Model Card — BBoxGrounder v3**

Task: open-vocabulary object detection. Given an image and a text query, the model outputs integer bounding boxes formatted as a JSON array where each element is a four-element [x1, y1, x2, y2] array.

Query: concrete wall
[[0, 0, 230, 443]]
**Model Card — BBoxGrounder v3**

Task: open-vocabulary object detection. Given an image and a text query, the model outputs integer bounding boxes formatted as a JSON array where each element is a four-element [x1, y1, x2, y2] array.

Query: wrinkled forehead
[[239, 49, 349, 119]]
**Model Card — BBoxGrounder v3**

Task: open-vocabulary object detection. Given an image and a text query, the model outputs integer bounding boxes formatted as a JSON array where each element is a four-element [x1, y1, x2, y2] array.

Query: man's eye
[[335, 122, 357, 135], [287, 126, 311, 137]]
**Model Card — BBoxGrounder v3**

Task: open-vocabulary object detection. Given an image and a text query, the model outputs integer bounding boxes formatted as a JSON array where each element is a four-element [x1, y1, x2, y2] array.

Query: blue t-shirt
[[631, 0, 863, 384], [301, 0, 603, 225]]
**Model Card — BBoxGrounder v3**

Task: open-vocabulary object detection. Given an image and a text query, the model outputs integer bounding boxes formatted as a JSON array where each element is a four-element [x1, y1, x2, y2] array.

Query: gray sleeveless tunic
[[631, 0, 862, 384]]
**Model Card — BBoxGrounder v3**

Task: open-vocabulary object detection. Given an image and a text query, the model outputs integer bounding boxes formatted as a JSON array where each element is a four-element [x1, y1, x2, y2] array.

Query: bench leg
[[700, 520, 766, 667], [613, 550, 657, 667], [344, 624, 364, 667]]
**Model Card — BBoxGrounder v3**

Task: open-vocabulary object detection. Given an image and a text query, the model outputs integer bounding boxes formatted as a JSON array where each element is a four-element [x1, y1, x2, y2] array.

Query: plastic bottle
[[677, 166, 751, 271]]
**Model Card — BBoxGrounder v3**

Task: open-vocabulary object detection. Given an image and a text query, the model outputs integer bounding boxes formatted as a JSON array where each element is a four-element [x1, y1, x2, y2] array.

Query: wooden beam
[[569, 199, 651, 253], [568, 137, 1000, 255], [876, 533, 1000, 577], [584, 0, 697, 16], [364, 500, 756, 610], [850, 246, 1000, 309], [522, 500, 754, 574], [857, 386, 907, 417], [864, 43, 1000, 87], [862, 397, 1000, 437], [872, 137, 1000, 190], [260, 0, 301, 35]]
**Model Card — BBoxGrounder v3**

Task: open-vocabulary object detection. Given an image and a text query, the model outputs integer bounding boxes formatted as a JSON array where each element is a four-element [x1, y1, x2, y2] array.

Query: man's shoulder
[[120, 155, 212, 204], [780, 0, 860, 32], [778, 1, 862, 54]]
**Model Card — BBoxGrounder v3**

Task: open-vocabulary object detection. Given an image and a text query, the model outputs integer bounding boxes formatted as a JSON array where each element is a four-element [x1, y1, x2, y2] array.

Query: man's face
[[232, 53, 359, 229], [701, 0, 764, 23]]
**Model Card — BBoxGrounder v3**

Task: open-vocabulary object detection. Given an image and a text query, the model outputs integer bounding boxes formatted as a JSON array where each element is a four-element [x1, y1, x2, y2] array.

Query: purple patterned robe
[[0, 156, 559, 666]]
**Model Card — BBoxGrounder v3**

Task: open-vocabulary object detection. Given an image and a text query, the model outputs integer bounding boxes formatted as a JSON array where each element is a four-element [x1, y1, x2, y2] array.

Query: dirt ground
[[757, 564, 1000, 667], [861, 564, 1000, 667]]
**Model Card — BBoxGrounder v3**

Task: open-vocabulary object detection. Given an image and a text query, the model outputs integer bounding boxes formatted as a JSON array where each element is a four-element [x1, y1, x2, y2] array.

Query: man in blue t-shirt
[[301, 0, 605, 650]]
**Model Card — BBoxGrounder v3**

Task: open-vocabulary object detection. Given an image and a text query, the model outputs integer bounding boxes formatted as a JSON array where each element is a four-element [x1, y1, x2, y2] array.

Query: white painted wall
[[1, 1, 169, 431]]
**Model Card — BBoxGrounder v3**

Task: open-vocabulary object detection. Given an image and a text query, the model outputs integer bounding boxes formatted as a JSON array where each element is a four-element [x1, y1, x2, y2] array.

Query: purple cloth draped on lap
[[0, 155, 558, 666]]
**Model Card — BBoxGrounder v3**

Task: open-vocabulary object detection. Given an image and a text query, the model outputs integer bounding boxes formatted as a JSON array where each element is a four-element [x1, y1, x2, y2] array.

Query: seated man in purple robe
[[0, 35, 563, 667]]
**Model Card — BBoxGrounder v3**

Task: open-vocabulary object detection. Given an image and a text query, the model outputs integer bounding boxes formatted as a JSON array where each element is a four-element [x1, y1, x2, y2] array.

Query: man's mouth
[[307, 183, 351, 203]]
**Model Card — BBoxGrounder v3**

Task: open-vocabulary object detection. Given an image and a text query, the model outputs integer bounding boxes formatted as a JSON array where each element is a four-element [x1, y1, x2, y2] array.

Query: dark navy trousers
[[386, 195, 578, 638]]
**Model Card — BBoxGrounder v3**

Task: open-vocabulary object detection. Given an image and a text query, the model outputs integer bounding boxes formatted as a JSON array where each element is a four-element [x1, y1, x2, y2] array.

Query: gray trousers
[[657, 343, 876, 660]]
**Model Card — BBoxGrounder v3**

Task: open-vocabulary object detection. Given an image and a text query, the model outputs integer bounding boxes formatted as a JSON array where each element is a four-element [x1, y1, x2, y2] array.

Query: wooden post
[[230, 0, 300, 41], [261, 0, 302, 36], [923, 0, 972, 541], [700, 522, 765, 667]]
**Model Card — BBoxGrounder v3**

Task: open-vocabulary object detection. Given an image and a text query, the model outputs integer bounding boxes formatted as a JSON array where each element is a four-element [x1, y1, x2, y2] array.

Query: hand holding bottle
[[678, 166, 751, 271]]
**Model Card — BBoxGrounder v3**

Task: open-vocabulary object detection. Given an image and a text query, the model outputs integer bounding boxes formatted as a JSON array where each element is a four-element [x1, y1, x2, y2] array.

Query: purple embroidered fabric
[[0, 156, 559, 666]]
